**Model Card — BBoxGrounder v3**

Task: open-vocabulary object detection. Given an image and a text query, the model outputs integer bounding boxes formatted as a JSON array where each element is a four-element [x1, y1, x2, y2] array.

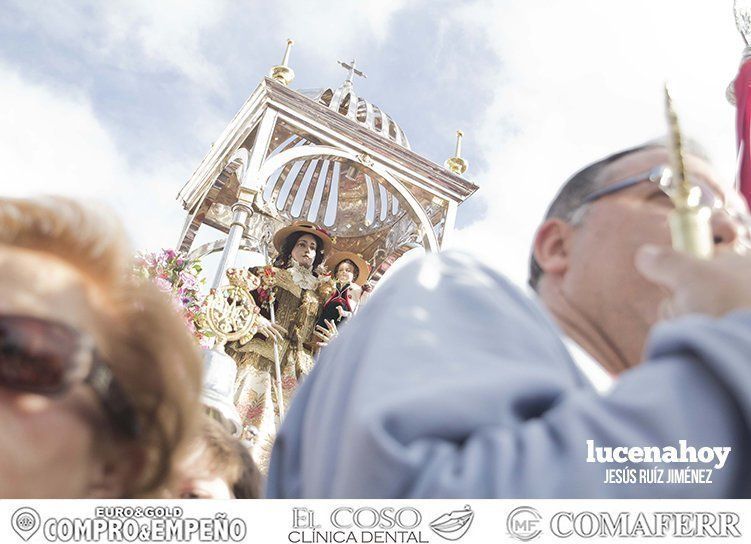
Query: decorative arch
[[248, 145, 438, 251]]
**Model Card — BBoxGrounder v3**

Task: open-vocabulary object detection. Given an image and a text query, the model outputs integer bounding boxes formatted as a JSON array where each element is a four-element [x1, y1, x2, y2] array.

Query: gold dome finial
[[270, 38, 295, 86], [444, 130, 468, 175]]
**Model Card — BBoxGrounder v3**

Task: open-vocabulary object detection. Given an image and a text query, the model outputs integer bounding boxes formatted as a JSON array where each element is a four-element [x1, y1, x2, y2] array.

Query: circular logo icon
[[16, 513, 34, 529], [507, 506, 542, 542], [11, 507, 41, 541]]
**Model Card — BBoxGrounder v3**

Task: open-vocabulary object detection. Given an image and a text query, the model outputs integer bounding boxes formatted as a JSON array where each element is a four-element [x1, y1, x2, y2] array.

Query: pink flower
[[133, 248, 207, 346], [179, 270, 197, 289]]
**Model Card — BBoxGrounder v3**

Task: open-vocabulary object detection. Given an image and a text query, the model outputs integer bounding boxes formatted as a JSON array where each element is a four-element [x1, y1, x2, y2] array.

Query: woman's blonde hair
[[0, 196, 203, 496]]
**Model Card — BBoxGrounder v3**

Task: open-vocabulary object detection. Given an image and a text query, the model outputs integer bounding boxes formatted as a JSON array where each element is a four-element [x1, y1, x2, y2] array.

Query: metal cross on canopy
[[337, 59, 367, 84]]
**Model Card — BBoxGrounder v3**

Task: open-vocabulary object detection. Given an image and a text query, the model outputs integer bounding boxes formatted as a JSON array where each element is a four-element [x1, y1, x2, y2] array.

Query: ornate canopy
[[176, 66, 477, 282]]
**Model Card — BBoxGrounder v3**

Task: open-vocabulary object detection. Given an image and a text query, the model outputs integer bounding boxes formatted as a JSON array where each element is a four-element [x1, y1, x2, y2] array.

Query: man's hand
[[314, 319, 338, 347], [256, 315, 287, 342], [635, 244, 751, 318], [336, 306, 352, 319]]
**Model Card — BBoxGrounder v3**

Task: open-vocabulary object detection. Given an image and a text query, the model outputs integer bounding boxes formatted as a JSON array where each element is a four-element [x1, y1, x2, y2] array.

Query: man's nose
[[711, 210, 741, 246]]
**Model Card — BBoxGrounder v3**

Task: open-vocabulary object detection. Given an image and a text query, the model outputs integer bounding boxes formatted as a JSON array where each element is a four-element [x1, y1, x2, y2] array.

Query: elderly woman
[[228, 220, 335, 468], [0, 197, 203, 498]]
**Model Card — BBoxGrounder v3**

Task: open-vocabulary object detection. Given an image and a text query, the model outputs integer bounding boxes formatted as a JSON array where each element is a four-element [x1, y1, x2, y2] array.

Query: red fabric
[[324, 285, 352, 313], [734, 59, 751, 207]]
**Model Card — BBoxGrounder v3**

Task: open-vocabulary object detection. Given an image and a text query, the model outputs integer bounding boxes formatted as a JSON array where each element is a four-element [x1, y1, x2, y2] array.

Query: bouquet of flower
[[256, 265, 277, 308], [133, 248, 211, 346]]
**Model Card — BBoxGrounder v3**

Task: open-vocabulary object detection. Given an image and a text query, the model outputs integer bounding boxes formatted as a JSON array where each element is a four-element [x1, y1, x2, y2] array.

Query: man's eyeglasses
[[580, 164, 751, 246], [0, 315, 140, 438]]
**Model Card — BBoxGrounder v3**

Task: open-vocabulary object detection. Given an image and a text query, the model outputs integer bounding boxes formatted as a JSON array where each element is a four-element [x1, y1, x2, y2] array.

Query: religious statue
[[226, 220, 336, 468], [317, 251, 371, 329]]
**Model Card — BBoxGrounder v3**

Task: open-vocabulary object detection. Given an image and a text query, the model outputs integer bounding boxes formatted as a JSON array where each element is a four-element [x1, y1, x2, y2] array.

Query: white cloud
[[270, 0, 413, 63], [61, 0, 413, 87], [9, 0, 229, 89], [0, 62, 188, 251], [97, 0, 229, 88], [0, 65, 122, 199], [8, 0, 412, 91], [446, 0, 743, 286]]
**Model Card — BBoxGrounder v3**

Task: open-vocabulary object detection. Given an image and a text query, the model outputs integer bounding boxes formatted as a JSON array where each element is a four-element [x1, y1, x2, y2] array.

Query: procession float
[[146, 41, 479, 467]]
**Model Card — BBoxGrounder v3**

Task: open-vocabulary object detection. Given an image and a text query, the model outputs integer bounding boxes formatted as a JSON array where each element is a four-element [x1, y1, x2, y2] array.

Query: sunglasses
[[581, 164, 751, 246], [0, 315, 140, 438]]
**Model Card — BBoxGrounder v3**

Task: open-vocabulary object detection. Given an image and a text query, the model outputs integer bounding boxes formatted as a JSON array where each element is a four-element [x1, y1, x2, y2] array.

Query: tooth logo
[[429, 505, 474, 541]]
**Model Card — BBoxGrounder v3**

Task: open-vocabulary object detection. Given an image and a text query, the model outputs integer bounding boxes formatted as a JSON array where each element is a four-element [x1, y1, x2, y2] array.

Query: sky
[[0, 0, 744, 286]]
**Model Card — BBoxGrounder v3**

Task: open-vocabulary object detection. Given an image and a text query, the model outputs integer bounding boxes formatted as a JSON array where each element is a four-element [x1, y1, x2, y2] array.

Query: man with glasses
[[267, 140, 751, 498], [529, 141, 750, 391]]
